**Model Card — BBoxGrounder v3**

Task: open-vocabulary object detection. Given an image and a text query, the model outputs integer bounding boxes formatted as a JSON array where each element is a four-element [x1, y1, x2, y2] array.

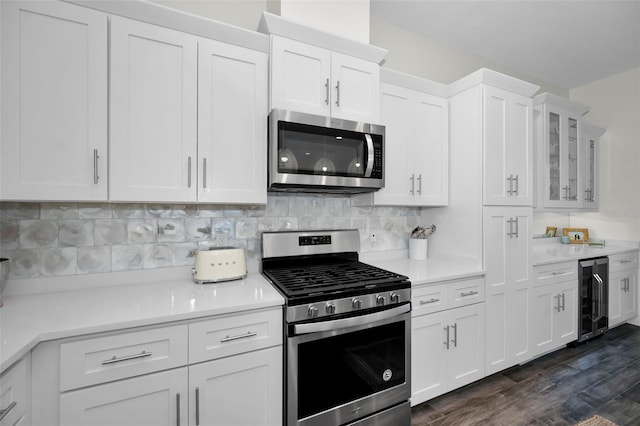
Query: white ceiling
[[370, 0, 640, 90]]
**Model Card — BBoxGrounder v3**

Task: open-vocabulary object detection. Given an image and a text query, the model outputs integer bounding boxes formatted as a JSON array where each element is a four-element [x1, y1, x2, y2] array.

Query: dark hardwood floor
[[411, 324, 640, 426]]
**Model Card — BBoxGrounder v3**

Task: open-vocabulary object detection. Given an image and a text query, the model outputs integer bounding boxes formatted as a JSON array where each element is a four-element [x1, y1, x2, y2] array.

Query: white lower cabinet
[[609, 252, 639, 327], [0, 355, 31, 426], [531, 278, 577, 357], [411, 278, 485, 406]]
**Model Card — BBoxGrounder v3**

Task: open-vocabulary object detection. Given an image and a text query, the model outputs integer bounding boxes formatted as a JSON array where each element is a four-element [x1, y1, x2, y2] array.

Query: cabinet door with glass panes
[[580, 123, 605, 210]]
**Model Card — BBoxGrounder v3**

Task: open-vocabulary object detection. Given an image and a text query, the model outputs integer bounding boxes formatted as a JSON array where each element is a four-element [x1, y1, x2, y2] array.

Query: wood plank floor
[[411, 324, 640, 426]]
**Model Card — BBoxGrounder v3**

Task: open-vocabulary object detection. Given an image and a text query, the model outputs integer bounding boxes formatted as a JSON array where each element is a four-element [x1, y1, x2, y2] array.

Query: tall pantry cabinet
[[440, 69, 539, 377]]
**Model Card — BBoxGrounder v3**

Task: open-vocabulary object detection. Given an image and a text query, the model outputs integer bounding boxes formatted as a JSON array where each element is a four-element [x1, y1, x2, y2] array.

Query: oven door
[[287, 304, 411, 426]]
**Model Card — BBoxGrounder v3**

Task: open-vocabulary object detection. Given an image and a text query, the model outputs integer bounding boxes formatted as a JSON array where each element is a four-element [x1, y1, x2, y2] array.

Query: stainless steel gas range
[[261, 229, 411, 426]]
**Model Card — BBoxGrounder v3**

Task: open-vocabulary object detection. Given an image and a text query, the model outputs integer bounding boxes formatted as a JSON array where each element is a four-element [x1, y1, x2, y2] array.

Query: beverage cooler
[[577, 257, 609, 343]]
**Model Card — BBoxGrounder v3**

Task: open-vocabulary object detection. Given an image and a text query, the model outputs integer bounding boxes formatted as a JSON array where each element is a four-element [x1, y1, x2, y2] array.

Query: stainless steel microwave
[[268, 109, 385, 194]]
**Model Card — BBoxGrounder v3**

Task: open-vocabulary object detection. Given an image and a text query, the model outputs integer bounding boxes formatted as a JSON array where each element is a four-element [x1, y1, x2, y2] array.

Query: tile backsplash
[[0, 196, 420, 279]]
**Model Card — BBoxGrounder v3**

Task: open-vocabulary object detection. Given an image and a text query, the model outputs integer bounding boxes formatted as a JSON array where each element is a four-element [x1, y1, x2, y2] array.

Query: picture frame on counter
[[545, 226, 557, 237], [564, 227, 589, 244]]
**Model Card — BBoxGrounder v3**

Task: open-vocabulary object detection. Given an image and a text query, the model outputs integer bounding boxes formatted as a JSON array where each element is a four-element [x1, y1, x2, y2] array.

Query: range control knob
[[325, 302, 336, 315], [376, 295, 386, 306], [308, 305, 319, 318], [352, 298, 363, 310], [390, 293, 400, 304]]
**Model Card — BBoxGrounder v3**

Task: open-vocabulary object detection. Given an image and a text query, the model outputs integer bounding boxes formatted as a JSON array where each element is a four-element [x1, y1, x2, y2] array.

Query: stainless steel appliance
[[577, 256, 609, 342], [261, 230, 411, 426], [268, 110, 385, 194]]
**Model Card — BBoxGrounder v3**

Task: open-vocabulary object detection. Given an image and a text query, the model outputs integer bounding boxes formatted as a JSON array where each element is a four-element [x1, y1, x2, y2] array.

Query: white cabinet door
[[555, 281, 577, 345], [0, 356, 30, 426], [270, 36, 379, 123], [531, 280, 577, 357], [270, 36, 331, 117], [484, 207, 532, 375], [1, 1, 107, 201], [483, 86, 533, 206], [411, 310, 449, 405], [197, 39, 268, 204], [109, 16, 198, 202], [330, 52, 380, 122], [189, 346, 282, 426], [448, 303, 485, 391], [620, 270, 638, 324], [60, 367, 189, 426], [609, 269, 638, 327]]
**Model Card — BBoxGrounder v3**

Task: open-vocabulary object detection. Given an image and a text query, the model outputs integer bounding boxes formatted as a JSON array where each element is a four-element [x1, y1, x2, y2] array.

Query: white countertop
[[361, 250, 485, 285], [0, 267, 284, 373], [532, 238, 640, 266]]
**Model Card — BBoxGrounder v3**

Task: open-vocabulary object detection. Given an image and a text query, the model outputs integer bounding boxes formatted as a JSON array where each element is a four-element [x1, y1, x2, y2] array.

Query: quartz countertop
[[0, 267, 284, 373], [532, 238, 640, 266]]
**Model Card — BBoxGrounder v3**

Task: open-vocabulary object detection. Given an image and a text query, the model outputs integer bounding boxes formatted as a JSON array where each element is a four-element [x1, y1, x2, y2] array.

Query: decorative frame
[[545, 226, 557, 237], [563, 228, 589, 244]]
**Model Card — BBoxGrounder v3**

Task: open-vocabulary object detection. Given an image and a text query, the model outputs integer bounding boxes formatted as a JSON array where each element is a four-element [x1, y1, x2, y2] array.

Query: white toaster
[[191, 247, 247, 284]]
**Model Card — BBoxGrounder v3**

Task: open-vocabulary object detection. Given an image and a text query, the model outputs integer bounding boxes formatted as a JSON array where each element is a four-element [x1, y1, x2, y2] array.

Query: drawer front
[[411, 283, 449, 316], [60, 324, 188, 391], [610, 251, 639, 272], [449, 277, 485, 308], [189, 308, 282, 364], [0, 356, 29, 426], [533, 261, 577, 287]]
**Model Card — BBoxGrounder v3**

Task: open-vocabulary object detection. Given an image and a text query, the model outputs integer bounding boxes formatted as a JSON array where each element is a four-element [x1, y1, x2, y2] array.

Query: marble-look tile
[[172, 205, 199, 218], [112, 204, 146, 219], [257, 218, 278, 233], [185, 218, 211, 242], [235, 218, 258, 239], [59, 220, 95, 247], [112, 245, 142, 271], [77, 246, 111, 274], [197, 205, 225, 218], [278, 217, 298, 230], [334, 217, 351, 229], [156, 219, 185, 243], [327, 197, 351, 217], [40, 203, 78, 219], [127, 220, 158, 244], [246, 239, 260, 260], [19, 220, 58, 248], [245, 205, 267, 218], [143, 244, 172, 269], [171, 242, 197, 267], [223, 206, 244, 218], [78, 204, 112, 219], [298, 217, 317, 230], [145, 205, 173, 218], [212, 219, 235, 238], [95, 220, 128, 245], [41, 247, 77, 276], [0, 220, 19, 250], [267, 195, 289, 217], [5, 249, 40, 278], [0, 203, 40, 220]]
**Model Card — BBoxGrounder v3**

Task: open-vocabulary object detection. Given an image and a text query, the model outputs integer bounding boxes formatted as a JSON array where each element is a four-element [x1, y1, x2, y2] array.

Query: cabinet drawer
[[412, 283, 449, 316], [533, 261, 577, 287], [189, 308, 282, 364], [60, 324, 188, 391], [610, 252, 639, 272], [449, 277, 485, 308], [0, 356, 29, 426]]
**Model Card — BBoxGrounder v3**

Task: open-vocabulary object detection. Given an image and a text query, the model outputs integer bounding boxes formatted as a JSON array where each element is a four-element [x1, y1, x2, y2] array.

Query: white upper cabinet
[[109, 16, 198, 203], [483, 86, 534, 206], [270, 36, 380, 122], [353, 76, 448, 207], [197, 39, 268, 204], [533, 93, 599, 210], [1, 1, 108, 201]]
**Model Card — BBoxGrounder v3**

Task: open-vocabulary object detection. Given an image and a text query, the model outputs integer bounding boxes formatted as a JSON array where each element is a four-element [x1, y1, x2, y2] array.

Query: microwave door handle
[[364, 134, 375, 177]]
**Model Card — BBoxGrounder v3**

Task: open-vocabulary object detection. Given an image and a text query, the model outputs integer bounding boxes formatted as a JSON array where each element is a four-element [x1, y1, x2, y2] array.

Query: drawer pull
[[220, 331, 258, 343], [460, 291, 479, 297], [551, 271, 565, 276], [620, 260, 633, 264], [101, 350, 152, 365], [419, 298, 440, 305], [0, 401, 17, 422]]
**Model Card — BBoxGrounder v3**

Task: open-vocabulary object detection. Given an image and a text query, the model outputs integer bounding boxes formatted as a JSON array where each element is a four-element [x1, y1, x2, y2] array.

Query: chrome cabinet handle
[[513, 174, 519, 195], [419, 298, 440, 305], [417, 174, 422, 195], [335, 80, 340, 106], [220, 331, 258, 343], [461, 291, 478, 297], [507, 218, 516, 238], [188, 157, 192, 188], [93, 149, 100, 184], [620, 260, 633, 264], [563, 186, 570, 200], [554, 294, 560, 312], [102, 350, 152, 365], [561, 292, 566, 311], [195, 387, 200, 426], [0, 401, 17, 422], [202, 158, 207, 189], [443, 325, 450, 350], [514, 217, 519, 238], [176, 393, 181, 426], [507, 175, 512, 195], [324, 78, 330, 105], [410, 174, 415, 195], [551, 271, 565, 276], [451, 323, 458, 348]]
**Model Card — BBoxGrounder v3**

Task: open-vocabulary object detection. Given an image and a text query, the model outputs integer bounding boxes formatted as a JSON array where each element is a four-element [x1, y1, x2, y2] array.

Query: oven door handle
[[292, 304, 410, 335]]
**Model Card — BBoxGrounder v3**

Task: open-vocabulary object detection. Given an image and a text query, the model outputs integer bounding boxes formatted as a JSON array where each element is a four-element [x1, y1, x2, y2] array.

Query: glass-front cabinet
[[534, 93, 600, 210]]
